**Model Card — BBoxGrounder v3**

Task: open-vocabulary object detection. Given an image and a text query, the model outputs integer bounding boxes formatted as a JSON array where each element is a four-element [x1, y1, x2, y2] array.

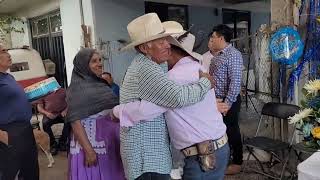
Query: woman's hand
[[71, 120, 98, 167], [101, 73, 114, 85], [110, 111, 120, 123], [84, 148, 98, 167]]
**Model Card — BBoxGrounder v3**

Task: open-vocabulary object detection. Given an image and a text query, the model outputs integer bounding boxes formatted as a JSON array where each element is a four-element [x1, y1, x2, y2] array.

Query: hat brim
[[120, 32, 174, 51], [168, 37, 203, 62]]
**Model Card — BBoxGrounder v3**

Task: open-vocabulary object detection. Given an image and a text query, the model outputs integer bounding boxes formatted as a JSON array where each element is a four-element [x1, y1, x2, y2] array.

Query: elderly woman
[[66, 48, 125, 180]]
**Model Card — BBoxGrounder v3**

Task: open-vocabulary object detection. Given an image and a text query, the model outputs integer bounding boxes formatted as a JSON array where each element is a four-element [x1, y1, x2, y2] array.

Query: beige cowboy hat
[[162, 21, 203, 61], [121, 13, 184, 51]]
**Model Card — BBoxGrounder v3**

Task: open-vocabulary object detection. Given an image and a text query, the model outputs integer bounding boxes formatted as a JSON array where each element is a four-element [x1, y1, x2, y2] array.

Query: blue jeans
[[182, 143, 230, 180]]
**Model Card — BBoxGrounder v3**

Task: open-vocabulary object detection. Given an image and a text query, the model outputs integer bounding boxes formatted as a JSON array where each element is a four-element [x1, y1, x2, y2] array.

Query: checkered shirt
[[209, 44, 243, 106], [120, 53, 211, 180]]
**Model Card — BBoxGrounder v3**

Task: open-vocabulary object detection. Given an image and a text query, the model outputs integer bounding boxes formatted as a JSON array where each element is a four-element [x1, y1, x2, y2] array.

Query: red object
[[37, 88, 67, 115], [17, 76, 48, 88]]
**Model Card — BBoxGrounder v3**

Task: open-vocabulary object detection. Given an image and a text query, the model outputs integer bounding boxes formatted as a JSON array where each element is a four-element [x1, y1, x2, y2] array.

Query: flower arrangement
[[289, 79, 320, 149]]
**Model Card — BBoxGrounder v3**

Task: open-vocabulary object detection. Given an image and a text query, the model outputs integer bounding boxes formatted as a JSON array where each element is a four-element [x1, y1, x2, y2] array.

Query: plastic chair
[[243, 102, 300, 179]]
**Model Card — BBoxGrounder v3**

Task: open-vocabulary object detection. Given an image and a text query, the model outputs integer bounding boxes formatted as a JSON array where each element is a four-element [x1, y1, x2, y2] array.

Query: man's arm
[[113, 100, 167, 127], [138, 62, 211, 108], [37, 103, 57, 119], [225, 51, 243, 107]]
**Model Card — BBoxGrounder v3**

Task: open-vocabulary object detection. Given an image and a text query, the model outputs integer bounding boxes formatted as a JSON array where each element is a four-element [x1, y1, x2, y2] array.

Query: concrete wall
[[93, 0, 145, 85], [60, 0, 96, 83], [92, 1, 270, 84], [9, 0, 270, 85], [188, 6, 222, 53]]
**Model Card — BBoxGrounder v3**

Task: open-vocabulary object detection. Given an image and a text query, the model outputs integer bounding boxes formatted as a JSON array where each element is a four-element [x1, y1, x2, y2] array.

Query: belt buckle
[[216, 135, 227, 148], [208, 140, 215, 152]]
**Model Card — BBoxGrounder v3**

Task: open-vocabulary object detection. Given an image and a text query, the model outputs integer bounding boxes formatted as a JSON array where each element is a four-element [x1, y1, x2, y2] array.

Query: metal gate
[[30, 11, 67, 88]]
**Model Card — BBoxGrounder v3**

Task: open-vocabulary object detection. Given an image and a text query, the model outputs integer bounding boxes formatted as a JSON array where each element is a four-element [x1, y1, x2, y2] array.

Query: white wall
[[188, 6, 222, 53], [251, 11, 270, 33], [93, 0, 145, 85], [60, 0, 96, 83], [10, 20, 31, 48]]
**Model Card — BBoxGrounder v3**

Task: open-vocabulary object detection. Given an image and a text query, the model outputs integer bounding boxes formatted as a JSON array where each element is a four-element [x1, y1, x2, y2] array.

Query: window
[[37, 18, 49, 36], [222, 9, 251, 54], [50, 14, 62, 33], [29, 11, 67, 88], [10, 62, 30, 72]]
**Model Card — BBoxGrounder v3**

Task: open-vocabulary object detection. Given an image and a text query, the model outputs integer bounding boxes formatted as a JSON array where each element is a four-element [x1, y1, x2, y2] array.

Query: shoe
[[225, 164, 241, 175], [50, 142, 59, 156]]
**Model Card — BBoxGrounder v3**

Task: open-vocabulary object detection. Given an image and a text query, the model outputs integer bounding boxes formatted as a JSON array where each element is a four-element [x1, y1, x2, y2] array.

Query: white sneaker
[[170, 167, 183, 179]]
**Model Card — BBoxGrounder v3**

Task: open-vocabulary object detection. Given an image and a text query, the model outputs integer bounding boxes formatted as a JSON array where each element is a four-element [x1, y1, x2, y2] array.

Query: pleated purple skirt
[[69, 113, 125, 180]]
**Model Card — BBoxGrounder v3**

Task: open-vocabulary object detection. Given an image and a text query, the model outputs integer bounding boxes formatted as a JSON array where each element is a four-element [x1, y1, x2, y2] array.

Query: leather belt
[[182, 134, 228, 157]]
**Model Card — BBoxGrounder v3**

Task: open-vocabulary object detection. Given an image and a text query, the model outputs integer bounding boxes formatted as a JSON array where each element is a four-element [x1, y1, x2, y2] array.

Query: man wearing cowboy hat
[[115, 21, 229, 180], [119, 14, 215, 180]]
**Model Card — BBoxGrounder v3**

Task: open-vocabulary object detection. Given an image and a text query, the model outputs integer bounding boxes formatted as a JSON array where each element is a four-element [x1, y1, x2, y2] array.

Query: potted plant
[[289, 79, 320, 149]]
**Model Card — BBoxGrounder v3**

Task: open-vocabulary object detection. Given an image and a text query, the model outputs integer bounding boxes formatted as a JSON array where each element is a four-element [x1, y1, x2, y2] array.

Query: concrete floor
[[38, 151, 68, 180], [38, 151, 272, 180]]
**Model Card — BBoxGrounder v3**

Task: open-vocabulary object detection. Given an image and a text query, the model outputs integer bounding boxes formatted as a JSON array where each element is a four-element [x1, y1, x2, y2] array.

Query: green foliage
[[0, 15, 24, 34]]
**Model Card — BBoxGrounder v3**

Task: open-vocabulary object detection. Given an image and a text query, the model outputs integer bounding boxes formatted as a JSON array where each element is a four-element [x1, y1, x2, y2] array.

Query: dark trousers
[[135, 173, 170, 180], [42, 115, 69, 146], [0, 122, 39, 180], [223, 95, 243, 165]]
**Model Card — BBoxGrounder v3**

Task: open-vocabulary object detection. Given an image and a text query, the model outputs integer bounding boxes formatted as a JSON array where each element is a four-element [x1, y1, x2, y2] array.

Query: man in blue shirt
[[209, 25, 243, 175], [0, 44, 39, 180]]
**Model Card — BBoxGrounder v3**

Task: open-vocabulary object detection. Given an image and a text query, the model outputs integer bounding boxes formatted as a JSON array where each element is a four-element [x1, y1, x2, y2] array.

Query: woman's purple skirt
[[69, 114, 125, 180]]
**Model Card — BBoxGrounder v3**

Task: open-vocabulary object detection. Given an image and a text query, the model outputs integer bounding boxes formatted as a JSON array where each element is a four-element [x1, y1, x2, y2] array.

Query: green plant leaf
[[0, 15, 24, 34]]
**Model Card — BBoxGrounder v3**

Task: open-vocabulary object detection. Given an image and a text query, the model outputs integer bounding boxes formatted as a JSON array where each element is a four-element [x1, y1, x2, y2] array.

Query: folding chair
[[243, 102, 300, 179], [281, 125, 318, 179]]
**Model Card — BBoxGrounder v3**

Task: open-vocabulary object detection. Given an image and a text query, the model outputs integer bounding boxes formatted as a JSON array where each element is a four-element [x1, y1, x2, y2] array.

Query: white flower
[[289, 108, 313, 124], [304, 80, 320, 94]]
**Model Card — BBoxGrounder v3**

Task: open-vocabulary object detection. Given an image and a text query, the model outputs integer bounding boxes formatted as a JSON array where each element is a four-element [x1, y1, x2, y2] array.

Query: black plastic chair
[[243, 102, 300, 179], [281, 129, 318, 179]]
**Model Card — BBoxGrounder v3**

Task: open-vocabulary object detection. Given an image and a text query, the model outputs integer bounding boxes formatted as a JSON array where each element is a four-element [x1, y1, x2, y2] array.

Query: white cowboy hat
[[121, 13, 183, 51], [162, 22, 203, 61]]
